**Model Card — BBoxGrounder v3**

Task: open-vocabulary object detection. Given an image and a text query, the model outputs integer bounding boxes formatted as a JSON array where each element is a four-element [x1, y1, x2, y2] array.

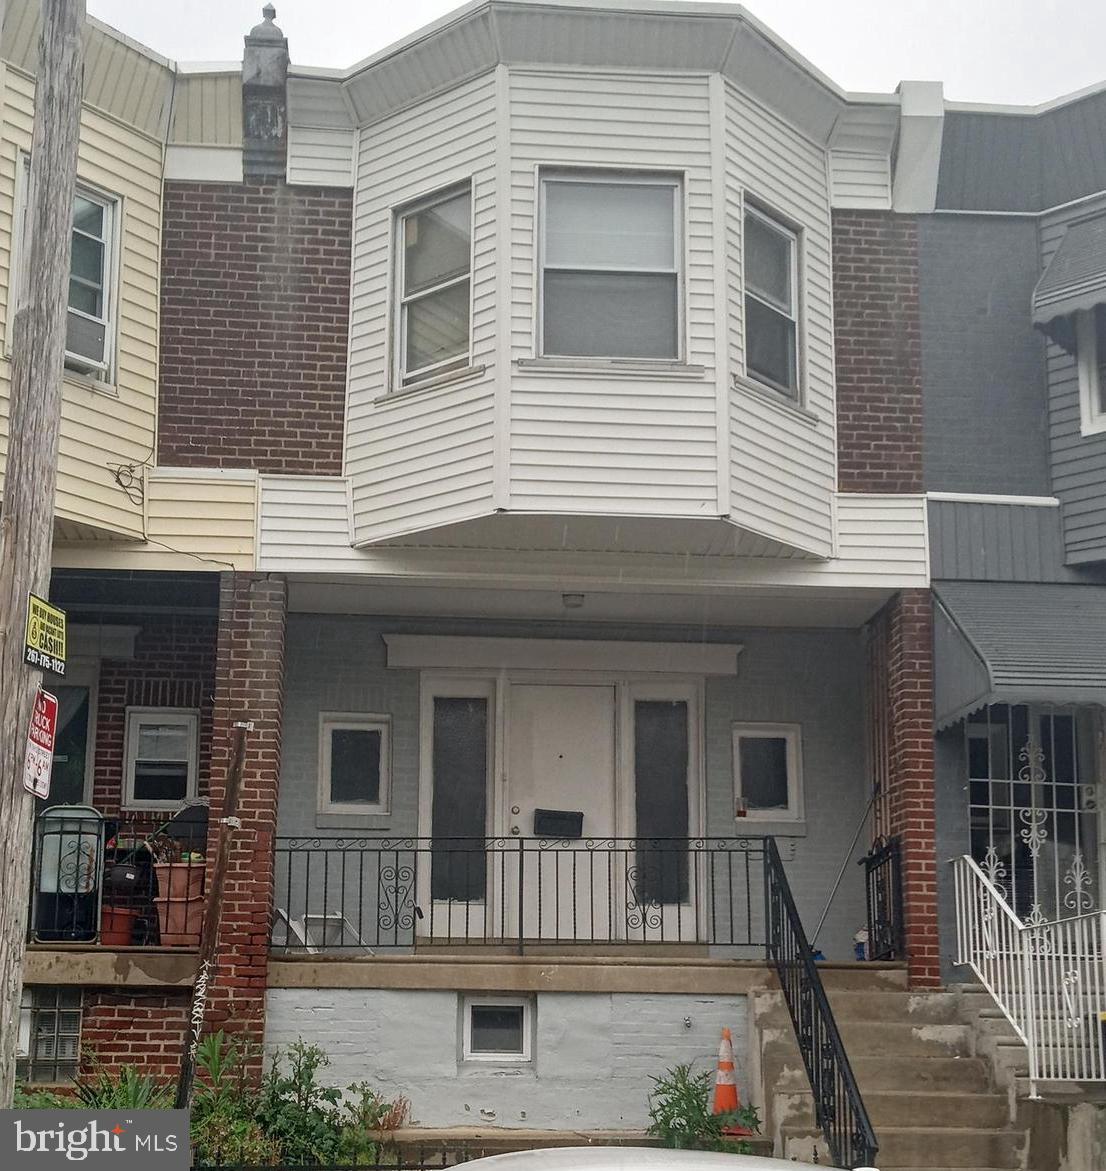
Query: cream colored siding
[[507, 70, 719, 517], [346, 73, 498, 545], [829, 151, 892, 209], [287, 126, 355, 188], [167, 72, 242, 146], [725, 81, 836, 557], [53, 470, 258, 572], [0, 70, 162, 541]]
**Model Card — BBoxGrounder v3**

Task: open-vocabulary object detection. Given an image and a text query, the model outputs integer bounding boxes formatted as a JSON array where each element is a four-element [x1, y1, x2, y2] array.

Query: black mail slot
[[533, 808, 584, 839]]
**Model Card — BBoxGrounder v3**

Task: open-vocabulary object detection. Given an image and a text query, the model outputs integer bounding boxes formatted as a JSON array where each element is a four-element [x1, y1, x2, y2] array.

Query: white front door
[[505, 683, 617, 939]]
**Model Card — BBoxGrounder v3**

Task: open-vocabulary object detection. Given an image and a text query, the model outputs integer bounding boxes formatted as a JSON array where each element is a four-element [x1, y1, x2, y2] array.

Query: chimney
[[242, 4, 289, 178]]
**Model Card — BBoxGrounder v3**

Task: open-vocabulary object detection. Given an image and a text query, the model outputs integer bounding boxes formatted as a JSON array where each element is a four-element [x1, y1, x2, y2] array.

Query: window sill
[[64, 368, 118, 397], [732, 374, 818, 426], [736, 819, 807, 838], [516, 357, 706, 381], [315, 812, 392, 830], [374, 364, 487, 406]]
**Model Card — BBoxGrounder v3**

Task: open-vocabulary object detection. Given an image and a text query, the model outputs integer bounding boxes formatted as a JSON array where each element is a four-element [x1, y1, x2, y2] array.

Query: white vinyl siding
[[287, 126, 355, 188], [725, 81, 836, 558], [508, 70, 719, 517], [347, 74, 498, 546], [829, 150, 893, 210]]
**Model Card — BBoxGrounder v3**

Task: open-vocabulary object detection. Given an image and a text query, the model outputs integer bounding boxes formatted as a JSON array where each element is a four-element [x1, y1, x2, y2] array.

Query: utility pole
[[0, 0, 85, 1106]]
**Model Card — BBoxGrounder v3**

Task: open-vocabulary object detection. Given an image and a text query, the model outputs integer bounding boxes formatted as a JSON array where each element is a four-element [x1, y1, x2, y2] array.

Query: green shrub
[[647, 1062, 760, 1154], [73, 1063, 173, 1110], [192, 1031, 280, 1167], [14, 1085, 74, 1109]]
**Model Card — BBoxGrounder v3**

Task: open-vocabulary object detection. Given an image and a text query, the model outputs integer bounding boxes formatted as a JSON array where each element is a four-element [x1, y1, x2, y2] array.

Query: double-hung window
[[397, 183, 472, 386], [1075, 306, 1106, 435], [16, 157, 116, 379], [540, 172, 681, 360], [123, 708, 199, 810], [743, 204, 800, 397]]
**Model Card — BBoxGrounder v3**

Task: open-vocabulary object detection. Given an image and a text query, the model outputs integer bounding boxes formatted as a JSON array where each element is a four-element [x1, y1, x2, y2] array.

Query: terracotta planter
[[155, 896, 203, 947], [154, 861, 204, 900], [100, 905, 140, 946]]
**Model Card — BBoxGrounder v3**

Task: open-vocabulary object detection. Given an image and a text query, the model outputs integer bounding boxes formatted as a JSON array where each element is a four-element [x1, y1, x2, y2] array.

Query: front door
[[505, 683, 616, 939]]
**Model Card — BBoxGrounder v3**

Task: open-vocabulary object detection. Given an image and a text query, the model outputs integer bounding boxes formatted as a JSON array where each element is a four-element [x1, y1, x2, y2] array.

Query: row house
[[5, 0, 1104, 1165]]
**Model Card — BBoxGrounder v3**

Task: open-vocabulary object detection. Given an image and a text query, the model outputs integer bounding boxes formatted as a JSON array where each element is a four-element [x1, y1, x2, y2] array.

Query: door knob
[[510, 825, 521, 835]]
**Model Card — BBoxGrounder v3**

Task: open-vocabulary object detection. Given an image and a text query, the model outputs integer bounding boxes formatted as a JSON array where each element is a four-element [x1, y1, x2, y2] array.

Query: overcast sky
[[85, 0, 1103, 106]]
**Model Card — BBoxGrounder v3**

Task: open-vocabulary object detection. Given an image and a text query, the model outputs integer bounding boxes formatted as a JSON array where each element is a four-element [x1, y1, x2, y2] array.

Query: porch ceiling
[[286, 577, 894, 628]]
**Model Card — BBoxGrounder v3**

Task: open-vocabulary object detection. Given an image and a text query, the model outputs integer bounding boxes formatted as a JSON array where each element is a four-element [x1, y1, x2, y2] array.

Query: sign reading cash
[[24, 593, 66, 676]]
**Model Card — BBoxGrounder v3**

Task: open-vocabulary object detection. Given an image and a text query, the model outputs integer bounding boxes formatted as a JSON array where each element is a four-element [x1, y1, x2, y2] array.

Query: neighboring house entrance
[[967, 704, 1103, 923], [418, 671, 702, 942]]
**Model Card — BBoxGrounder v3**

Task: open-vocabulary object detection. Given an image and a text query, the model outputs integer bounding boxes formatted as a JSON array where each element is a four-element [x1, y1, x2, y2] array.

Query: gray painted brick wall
[[265, 988, 749, 1130], [278, 616, 869, 959], [919, 215, 1050, 496]]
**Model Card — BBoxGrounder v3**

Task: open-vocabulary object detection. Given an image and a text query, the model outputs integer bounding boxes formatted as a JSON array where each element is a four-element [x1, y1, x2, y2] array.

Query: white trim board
[[382, 634, 741, 675]]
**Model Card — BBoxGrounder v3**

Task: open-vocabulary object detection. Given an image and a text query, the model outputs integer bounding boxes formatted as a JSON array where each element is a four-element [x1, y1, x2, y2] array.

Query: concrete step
[[863, 1090, 1009, 1130], [838, 1021, 973, 1058], [828, 990, 962, 1024], [815, 963, 910, 990], [868, 1126, 1024, 1169], [850, 1055, 993, 1092]]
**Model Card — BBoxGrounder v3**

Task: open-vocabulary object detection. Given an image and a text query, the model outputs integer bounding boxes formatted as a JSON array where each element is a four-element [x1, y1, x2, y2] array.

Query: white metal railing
[[954, 854, 1106, 1094]]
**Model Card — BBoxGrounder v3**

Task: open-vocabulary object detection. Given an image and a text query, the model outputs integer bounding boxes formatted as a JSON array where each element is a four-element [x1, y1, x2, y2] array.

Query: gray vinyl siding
[[277, 615, 868, 960], [918, 216, 1049, 496], [1040, 194, 1106, 564], [927, 501, 1106, 583]]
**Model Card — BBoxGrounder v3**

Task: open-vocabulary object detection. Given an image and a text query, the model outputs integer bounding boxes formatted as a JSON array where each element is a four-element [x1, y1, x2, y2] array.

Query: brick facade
[[832, 211, 924, 494], [158, 180, 351, 474], [202, 573, 288, 1064], [80, 991, 191, 1080], [92, 613, 217, 814], [869, 589, 939, 988]]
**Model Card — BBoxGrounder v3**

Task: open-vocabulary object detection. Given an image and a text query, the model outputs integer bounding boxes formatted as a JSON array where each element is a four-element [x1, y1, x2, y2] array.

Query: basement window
[[462, 996, 532, 1062], [16, 987, 82, 1084]]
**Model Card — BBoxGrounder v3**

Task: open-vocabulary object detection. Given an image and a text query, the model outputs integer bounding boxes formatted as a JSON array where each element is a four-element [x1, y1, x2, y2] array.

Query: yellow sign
[[24, 593, 66, 676]]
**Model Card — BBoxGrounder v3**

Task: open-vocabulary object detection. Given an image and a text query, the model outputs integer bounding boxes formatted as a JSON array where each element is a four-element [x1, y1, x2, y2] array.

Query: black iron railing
[[765, 837, 877, 1170], [29, 812, 207, 947], [861, 835, 904, 962], [272, 836, 767, 950]]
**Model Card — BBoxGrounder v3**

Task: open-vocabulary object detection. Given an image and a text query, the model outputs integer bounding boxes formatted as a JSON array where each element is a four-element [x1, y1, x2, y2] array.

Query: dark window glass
[[329, 728, 382, 805], [431, 697, 488, 900], [745, 295, 797, 392], [740, 736, 790, 812], [634, 700, 689, 904], [470, 1004, 525, 1054]]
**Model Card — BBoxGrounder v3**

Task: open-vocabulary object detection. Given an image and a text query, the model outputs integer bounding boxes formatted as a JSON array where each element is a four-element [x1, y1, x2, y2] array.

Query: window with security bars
[[16, 987, 82, 1083]]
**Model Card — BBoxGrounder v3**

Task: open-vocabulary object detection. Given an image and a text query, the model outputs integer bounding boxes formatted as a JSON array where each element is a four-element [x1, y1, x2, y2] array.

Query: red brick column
[[873, 589, 939, 987], [203, 572, 287, 1063]]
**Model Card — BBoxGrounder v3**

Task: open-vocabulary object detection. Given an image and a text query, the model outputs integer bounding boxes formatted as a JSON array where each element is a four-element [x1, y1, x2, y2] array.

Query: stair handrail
[[764, 836, 878, 1169], [953, 853, 1106, 1093]]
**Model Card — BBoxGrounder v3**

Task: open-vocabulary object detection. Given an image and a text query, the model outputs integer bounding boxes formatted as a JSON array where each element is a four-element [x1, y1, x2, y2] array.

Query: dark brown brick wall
[[92, 613, 218, 814], [868, 589, 939, 989], [158, 179, 351, 474], [80, 991, 191, 1080], [832, 211, 924, 493]]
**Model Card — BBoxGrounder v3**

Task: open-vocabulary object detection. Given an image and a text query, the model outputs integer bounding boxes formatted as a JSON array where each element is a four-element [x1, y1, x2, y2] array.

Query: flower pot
[[154, 861, 204, 900], [155, 896, 203, 947], [100, 905, 140, 946]]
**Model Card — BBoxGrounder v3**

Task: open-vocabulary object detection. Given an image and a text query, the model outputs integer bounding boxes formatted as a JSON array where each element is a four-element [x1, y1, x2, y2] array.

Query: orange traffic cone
[[712, 1027, 752, 1136]]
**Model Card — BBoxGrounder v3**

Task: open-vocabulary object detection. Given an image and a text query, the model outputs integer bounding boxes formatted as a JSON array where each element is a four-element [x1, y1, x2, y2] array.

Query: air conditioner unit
[[65, 308, 108, 374]]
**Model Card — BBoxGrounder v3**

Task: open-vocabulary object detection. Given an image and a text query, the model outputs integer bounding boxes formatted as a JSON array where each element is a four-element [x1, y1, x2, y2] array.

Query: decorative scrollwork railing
[[765, 837, 878, 1169], [860, 835, 903, 961], [271, 835, 767, 951]]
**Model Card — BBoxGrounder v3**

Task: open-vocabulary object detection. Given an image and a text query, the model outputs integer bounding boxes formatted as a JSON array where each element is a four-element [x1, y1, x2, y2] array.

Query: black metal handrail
[[272, 835, 767, 951], [860, 835, 904, 962], [764, 837, 878, 1169]]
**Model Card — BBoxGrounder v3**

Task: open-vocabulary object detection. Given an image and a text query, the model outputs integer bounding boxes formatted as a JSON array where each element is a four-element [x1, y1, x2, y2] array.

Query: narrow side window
[[743, 204, 800, 398]]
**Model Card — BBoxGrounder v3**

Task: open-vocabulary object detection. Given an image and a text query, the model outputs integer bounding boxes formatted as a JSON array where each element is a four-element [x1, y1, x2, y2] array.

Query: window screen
[[130, 718, 193, 804], [744, 207, 798, 395], [328, 728, 382, 805], [739, 735, 790, 812], [469, 1004, 525, 1055], [541, 175, 679, 359], [431, 697, 488, 900]]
